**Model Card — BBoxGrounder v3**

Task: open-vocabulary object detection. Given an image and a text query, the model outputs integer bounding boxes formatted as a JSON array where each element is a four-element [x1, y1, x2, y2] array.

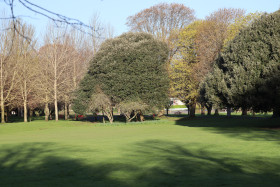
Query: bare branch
[[3, 0, 102, 37]]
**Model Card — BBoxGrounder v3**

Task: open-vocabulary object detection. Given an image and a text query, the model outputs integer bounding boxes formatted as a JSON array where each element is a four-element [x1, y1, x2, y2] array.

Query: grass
[[0, 116, 280, 186], [170, 105, 186, 108]]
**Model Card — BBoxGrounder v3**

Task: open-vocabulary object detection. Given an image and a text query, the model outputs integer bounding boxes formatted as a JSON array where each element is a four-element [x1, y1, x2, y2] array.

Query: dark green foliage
[[73, 32, 169, 115], [204, 10, 280, 116], [199, 54, 234, 114], [72, 76, 95, 115]]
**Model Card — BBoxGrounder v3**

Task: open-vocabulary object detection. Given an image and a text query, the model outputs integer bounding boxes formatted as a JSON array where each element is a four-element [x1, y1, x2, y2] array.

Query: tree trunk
[[242, 108, 247, 116], [54, 100, 58, 121], [23, 80, 28, 122], [54, 55, 58, 121], [102, 110, 105, 123], [106, 111, 113, 124], [64, 102, 68, 120], [214, 109, 219, 116], [54, 80, 58, 121], [227, 107, 231, 117], [206, 106, 212, 115], [139, 110, 145, 122], [272, 106, 280, 118], [103, 107, 114, 124], [0, 59, 4, 124], [0, 82, 4, 123], [1, 98, 4, 124], [29, 109, 33, 122], [21, 107, 24, 117], [5, 108, 8, 122], [67, 105, 70, 119], [93, 112, 98, 121], [157, 109, 165, 117], [125, 111, 138, 122], [201, 105, 205, 116], [189, 102, 196, 118], [45, 102, 49, 121], [17, 107, 21, 117], [23, 99, 28, 122], [49, 111, 53, 120]]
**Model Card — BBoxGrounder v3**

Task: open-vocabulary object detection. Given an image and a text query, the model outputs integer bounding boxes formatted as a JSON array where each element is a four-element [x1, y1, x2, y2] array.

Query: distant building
[[170, 98, 185, 106]]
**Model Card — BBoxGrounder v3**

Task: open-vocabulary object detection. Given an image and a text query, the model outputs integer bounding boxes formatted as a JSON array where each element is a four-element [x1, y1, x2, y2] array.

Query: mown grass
[[0, 116, 280, 186], [170, 105, 186, 108]]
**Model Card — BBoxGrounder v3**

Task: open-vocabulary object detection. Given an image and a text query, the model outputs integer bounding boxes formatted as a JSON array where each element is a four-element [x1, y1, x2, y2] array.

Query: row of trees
[[73, 3, 268, 123], [170, 9, 262, 116], [72, 3, 197, 123], [126, 3, 264, 117], [0, 15, 114, 123], [200, 10, 280, 117], [2, 2, 278, 123]]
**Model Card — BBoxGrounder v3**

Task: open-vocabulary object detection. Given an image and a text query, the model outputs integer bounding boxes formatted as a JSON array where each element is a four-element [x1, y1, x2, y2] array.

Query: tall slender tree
[[39, 25, 72, 121], [15, 22, 37, 122], [0, 20, 21, 123]]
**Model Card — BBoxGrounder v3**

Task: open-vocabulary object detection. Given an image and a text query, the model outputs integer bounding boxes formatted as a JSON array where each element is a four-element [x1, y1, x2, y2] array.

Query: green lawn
[[0, 116, 280, 186], [170, 105, 186, 108]]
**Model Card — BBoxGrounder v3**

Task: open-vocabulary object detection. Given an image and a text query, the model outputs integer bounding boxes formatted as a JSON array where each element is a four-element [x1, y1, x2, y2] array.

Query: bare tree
[[0, 19, 21, 123], [89, 90, 114, 124], [37, 48, 53, 121], [126, 3, 195, 60], [195, 8, 246, 80], [59, 31, 89, 120], [15, 21, 37, 122], [1, 0, 98, 39], [39, 25, 72, 121], [87, 13, 115, 56], [119, 101, 147, 122]]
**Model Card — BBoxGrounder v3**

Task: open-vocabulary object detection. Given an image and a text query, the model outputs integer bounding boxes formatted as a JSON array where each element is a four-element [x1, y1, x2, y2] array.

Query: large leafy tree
[[197, 10, 256, 116], [170, 8, 250, 117], [127, 3, 196, 112], [211, 10, 280, 116], [73, 32, 169, 122], [169, 21, 202, 117]]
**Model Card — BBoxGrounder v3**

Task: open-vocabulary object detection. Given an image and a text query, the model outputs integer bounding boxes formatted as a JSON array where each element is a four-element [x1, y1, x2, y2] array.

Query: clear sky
[[1, 0, 279, 37]]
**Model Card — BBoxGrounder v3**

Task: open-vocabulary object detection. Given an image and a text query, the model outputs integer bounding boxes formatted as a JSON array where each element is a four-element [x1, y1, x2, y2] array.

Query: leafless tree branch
[[1, 0, 102, 38]]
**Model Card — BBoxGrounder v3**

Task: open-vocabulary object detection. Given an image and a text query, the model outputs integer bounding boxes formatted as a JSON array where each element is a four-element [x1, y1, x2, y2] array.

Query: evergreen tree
[[73, 32, 169, 121], [213, 10, 280, 116], [199, 61, 231, 115]]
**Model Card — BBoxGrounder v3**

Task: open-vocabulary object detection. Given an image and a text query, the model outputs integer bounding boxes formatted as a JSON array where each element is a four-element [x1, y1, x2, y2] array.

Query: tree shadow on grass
[[0, 143, 132, 187], [174, 116, 280, 142], [129, 140, 280, 186], [1, 141, 280, 186]]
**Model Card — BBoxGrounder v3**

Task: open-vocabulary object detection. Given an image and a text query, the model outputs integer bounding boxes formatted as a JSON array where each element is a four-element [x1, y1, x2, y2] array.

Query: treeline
[[0, 16, 113, 123], [1, 3, 279, 123], [200, 10, 280, 117], [126, 3, 279, 117]]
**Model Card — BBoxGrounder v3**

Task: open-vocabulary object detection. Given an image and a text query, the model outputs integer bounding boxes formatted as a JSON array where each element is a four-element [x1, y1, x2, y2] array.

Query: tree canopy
[[73, 32, 169, 121], [202, 10, 280, 116]]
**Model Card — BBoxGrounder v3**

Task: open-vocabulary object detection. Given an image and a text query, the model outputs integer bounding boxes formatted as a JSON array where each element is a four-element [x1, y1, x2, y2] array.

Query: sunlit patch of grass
[[0, 116, 280, 186]]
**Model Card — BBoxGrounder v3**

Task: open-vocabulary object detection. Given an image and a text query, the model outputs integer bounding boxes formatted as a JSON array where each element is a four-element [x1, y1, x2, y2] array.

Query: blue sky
[[1, 0, 279, 37]]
